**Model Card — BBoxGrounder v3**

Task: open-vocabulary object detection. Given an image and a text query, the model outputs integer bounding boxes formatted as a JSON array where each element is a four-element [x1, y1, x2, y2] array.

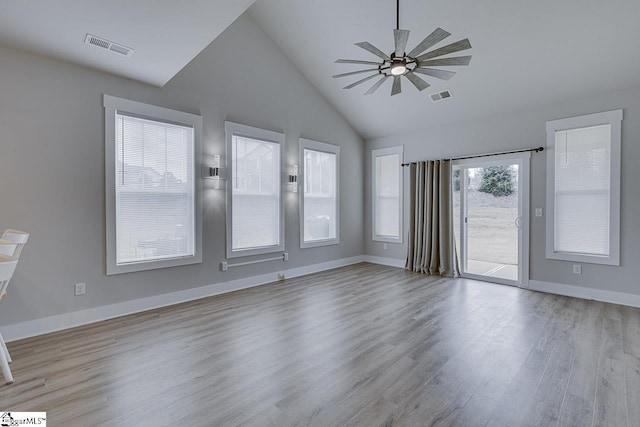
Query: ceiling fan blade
[[406, 27, 451, 58], [365, 75, 390, 95], [344, 73, 380, 89], [413, 67, 456, 80], [416, 39, 472, 62], [335, 59, 382, 65], [394, 29, 411, 58], [405, 72, 430, 91], [355, 42, 390, 60], [418, 56, 472, 67], [391, 76, 402, 96], [333, 68, 380, 78]]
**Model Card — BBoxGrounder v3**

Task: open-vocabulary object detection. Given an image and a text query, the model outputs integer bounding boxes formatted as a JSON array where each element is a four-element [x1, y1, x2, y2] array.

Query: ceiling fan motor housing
[[390, 58, 408, 75]]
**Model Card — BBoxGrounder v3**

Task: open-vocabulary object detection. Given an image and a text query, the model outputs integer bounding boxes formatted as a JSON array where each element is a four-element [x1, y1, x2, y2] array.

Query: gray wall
[[365, 85, 640, 296], [0, 13, 364, 326]]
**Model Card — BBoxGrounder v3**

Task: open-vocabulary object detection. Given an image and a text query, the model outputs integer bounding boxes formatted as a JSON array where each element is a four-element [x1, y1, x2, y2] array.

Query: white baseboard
[[3, 255, 365, 343], [364, 255, 405, 268], [527, 280, 640, 308]]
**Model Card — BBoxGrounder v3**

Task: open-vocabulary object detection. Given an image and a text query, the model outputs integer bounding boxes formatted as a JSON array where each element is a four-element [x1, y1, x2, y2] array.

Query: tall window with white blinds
[[231, 135, 280, 252], [225, 122, 284, 258], [104, 95, 202, 275], [300, 139, 340, 248], [115, 114, 195, 264], [546, 110, 622, 265], [554, 125, 610, 255], [372, 146, 403, 243]]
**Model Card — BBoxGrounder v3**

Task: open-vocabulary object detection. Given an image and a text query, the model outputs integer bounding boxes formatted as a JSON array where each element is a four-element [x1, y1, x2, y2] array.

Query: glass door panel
[[454, 155, 529, 286]]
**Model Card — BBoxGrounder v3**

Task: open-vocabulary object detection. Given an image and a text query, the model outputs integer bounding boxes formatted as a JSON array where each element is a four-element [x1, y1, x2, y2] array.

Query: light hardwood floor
[[1, 263, 639, 426]]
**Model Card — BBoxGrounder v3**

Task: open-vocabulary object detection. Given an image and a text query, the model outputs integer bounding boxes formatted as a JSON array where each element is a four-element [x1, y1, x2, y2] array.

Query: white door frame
[[453, 152, 530, 287]]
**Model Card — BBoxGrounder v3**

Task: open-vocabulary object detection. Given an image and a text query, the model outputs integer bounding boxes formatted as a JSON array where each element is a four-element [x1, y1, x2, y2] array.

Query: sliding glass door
[[453, 153, 530, 286]]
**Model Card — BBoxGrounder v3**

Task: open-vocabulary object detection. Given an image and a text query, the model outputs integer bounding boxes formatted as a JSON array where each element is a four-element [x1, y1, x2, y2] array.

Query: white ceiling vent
[[84, 34, 134, 57], [430, 90, 453, 103]]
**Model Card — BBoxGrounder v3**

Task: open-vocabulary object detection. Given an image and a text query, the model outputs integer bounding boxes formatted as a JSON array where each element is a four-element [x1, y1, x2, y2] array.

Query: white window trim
[[545, 109, 622, 266], [299, 138, 340, 249], [103, 95, 202, 275], [225, 121, 285, 259], [371, 145, 404, 243]]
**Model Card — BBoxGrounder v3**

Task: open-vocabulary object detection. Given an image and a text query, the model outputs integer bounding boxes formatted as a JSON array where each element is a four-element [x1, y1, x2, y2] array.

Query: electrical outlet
[[75, 282, 86, 296], [278, 273, 286, 281], [535, 208, 543, 217], [383, 243, 388, 250], [221, 261, 228, 271], [572, 264, 582, 274], [283, 252, 289, 261]]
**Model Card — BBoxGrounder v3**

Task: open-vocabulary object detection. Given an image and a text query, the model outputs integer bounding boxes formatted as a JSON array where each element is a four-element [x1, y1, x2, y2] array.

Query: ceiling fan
[[333, 0, 472, 96]]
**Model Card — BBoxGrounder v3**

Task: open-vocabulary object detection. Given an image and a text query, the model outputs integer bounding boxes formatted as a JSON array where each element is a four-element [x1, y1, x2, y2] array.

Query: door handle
[[515, 217, 521, 228]]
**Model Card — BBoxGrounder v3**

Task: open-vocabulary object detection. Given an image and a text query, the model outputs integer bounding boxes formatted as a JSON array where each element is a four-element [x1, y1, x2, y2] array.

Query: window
[[372, 146, 403, 243], [104, 95, 202, 275], [225, 122, 284, 258], [546, 109, 622, 265], [300, 139, 339, 248]]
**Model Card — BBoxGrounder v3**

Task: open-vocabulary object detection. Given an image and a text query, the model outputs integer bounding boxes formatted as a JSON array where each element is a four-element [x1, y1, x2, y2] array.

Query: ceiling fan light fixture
[[390, 60, 407, 76], [333, 0, 472, 96]]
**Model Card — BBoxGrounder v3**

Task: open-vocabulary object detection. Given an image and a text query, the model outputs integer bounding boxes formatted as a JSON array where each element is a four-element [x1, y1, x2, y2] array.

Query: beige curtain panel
[[405, 160, 460, 277]]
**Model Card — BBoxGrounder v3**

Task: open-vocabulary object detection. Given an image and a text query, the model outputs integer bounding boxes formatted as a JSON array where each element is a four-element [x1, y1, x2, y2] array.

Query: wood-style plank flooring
[[1, 263, 639, 426]]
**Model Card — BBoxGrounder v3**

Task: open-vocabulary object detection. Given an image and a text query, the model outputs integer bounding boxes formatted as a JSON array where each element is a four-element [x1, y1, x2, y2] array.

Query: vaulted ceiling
[[0, 0, 256, 86], [250, 0, 640, 139], [0, 0, 638, 139]]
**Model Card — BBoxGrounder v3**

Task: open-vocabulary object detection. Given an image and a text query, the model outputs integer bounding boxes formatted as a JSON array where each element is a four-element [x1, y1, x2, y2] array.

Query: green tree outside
[[479, 166, 514, 197]]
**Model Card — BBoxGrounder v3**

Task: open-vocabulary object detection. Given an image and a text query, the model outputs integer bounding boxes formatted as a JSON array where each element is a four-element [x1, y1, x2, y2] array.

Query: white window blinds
[[303, 148, 338, 243], [372, 146, 403, 243], [554, 124, 610, 256], [231, 134, 281, 252], [375, 153, 401, 238], [115, 113, 195, 265]]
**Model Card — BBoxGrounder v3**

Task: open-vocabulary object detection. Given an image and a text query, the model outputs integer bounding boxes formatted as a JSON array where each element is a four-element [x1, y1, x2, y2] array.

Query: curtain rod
[[401, 146, 544, 167]]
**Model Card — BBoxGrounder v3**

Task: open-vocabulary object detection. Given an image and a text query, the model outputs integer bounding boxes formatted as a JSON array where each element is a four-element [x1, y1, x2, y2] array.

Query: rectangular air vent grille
[[85, 34, 134, 57], [430, 90, 453, 102]]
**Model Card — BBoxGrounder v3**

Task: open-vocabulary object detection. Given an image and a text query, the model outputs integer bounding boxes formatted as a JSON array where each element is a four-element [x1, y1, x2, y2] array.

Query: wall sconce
[[203, 154, 225, 189], [288, 165, 298, 192]]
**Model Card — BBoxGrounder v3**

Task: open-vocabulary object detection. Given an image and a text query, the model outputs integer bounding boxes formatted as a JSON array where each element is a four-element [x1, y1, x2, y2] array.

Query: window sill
[[107, 254, 202, 275], [545, 250, 619, 266], [300, 238, 339, 249]]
